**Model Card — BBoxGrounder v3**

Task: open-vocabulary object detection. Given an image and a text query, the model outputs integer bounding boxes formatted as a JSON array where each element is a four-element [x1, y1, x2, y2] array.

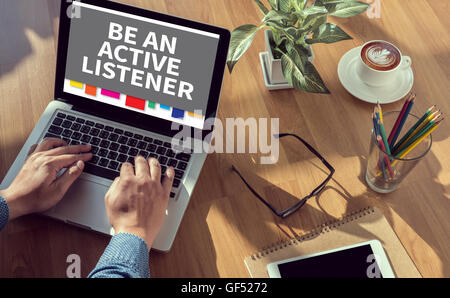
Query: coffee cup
[[356, 40, 412, 87]]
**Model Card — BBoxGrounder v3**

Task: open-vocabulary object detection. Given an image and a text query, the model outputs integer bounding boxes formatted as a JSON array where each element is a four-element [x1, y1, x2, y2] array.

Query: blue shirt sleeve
[[88, 232, 150, 278], [0, 195, 9, 231]]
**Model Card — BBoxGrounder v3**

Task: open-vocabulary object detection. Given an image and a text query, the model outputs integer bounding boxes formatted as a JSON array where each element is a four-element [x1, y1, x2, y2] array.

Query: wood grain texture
[[0, 0, 449, 277]]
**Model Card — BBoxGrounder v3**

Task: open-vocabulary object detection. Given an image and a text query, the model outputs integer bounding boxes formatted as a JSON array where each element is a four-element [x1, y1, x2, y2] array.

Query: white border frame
[[72, 1, 220, 39]]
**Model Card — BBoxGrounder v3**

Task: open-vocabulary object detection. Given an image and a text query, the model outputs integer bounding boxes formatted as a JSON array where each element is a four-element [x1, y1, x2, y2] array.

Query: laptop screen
[[63, 1, 221, 129]]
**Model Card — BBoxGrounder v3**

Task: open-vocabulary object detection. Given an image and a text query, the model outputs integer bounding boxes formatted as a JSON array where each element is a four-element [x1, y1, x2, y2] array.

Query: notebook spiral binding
[[250, 206, 376, 260]]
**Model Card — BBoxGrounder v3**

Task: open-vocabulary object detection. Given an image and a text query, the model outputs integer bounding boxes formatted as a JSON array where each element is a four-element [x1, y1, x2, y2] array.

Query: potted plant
[[226, 0, 370, 93]]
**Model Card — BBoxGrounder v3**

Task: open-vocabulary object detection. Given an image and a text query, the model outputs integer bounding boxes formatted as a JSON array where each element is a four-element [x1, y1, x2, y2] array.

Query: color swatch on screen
[[66, 78, 204, 126], [171, 108, 185, 119], [188, 112, 203, 119], [70, 80, 83, 89], [126, 95, 146, 111], [85, 84, 97, 96], [101, 89, 121, 99]]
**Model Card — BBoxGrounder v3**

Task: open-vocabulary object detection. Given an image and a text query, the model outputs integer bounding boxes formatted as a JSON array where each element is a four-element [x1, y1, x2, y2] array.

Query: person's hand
[[105, 156, 175, 249], [0, 138, 92, 220]]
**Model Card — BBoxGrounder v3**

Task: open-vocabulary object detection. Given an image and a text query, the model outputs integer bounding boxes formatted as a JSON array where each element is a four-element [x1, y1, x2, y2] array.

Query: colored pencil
[[395, 116, 441, 157], [377, 102, 383, 123], [395, 113, 440, 152], [378, 116, 392, 158], [409, 110, 439, 140], [392, 122, 440, 167], [393, 110, 439, 153], [391, 105, 435, 152], [389, 94, 415, 149], [380, 155, 388, 180], [376, 103, 394, 177], [372, 112, 380, 136], [388, 94, 414, 146], [373, 109, 388, 178], [377, 135, 395, 178]]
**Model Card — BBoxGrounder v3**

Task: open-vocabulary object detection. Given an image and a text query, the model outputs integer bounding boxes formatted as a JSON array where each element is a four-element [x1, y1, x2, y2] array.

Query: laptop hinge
[[66, 220, 93, 231]]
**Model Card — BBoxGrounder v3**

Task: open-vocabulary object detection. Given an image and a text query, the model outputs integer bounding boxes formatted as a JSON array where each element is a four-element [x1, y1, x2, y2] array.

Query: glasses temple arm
[[231, 165, 281, 216]]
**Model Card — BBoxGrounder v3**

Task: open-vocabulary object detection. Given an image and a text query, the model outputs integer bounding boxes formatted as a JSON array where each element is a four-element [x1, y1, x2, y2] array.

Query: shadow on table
[[148, 155, 222, 277], [212, 144, 449, 277], [0, 0, 59, 79]]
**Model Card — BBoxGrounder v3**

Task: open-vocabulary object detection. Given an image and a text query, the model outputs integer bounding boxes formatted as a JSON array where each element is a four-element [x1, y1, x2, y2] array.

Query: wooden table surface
[[0, 0, 449, 277]]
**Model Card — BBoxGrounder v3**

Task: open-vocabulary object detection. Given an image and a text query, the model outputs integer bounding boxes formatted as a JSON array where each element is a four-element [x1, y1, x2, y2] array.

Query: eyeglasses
[[232, 133, 335, 219]]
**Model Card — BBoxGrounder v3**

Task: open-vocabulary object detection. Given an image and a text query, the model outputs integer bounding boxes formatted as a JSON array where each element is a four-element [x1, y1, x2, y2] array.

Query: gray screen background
[[65, 5, 219, 113]]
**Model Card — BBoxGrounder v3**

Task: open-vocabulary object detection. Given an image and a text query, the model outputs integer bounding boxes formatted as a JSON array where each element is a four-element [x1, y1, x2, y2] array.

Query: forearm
[[88, 233, 150, 278], [0, 195, 9, 231]]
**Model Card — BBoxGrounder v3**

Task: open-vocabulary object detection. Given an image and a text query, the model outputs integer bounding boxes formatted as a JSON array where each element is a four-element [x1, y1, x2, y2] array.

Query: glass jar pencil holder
[[365, 111, 433, 193]]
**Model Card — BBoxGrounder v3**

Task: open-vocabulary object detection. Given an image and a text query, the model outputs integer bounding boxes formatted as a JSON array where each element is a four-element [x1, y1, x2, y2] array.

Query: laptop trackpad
[[48, 178, 112, 234]]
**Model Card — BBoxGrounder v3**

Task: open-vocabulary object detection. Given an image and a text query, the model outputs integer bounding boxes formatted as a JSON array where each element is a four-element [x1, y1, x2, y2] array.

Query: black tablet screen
[[278, 245, 383, 278]]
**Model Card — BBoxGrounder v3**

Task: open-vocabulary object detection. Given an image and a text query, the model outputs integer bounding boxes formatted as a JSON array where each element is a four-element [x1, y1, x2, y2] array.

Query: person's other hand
[[105, 156, 175, 249], [0, 138, 92, 220]]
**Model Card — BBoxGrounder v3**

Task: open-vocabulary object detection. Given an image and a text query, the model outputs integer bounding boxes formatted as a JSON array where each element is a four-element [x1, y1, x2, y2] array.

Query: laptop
[[0, 0, 230, 252]]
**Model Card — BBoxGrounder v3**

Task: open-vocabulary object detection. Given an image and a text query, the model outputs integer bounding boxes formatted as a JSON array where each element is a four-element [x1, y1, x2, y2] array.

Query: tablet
[[267, 240, 395, 278]]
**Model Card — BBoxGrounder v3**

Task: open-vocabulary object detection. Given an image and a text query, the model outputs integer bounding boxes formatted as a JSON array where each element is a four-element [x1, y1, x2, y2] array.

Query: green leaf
[[279, 0, 293, 13], [301, 61, 330, 93], [253, 0, 269, 15], [227, 25, 261, 73], [297, 5, 328, 17], [301, 12, 327, 34], [326, 1, 370, 18], [286, 40, 312, 58], [266, 26, 288, 48], [286, 26, 310, 42], [281, 50, 304, 88], [306, 22, 352, 44], [262, 10, 295, 23], [266, 20, 289, 31], [281, 43, 329, 93], [299, 3, 328, 31], [318, 0, 363, 4], [266, 20, 303, 38], [268, 0, 278, 10], [294, 0, 309, 10], [274, 35, 288, 49]]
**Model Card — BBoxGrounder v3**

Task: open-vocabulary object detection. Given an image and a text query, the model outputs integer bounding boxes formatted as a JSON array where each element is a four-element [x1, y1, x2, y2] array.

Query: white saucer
[[338, 46, 414, 104]]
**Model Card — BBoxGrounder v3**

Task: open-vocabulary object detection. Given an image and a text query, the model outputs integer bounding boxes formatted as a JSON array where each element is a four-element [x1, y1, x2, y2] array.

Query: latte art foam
[[366, 47, 397, 67], [361, 41, 401, 71]]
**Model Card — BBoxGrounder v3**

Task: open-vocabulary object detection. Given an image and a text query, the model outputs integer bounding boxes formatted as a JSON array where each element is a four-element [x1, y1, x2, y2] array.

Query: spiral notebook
[[244, 207, 421, 278]]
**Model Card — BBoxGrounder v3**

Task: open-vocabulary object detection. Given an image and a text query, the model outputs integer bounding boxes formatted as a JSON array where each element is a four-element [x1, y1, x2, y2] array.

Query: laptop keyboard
[[44, 111, 191, 199]]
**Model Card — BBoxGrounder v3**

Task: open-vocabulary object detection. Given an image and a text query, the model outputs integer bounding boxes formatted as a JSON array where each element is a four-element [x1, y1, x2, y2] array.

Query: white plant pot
[[263, 30, 314, 85]]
